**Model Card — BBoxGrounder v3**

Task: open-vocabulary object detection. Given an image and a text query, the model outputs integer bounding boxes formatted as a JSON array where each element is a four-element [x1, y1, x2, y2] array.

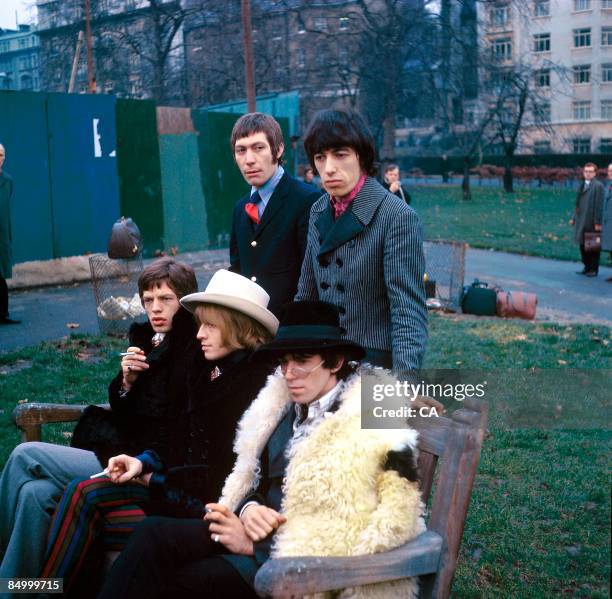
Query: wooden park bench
[[12, 398, 487, 598]]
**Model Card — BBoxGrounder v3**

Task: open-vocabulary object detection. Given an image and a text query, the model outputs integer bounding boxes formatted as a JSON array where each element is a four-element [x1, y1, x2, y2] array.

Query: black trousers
[[0, 274, 7, 318], [579, 244, 601, 274], [97, 517, 256, 599]]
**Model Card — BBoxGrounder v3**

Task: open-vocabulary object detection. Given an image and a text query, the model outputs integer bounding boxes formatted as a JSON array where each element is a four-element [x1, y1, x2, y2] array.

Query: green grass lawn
[[0, 317, 610, 597], [413, 185, 589, 262]]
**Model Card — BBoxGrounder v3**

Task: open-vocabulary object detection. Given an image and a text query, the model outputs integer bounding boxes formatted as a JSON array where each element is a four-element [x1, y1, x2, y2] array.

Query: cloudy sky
[[0, 0, 35, 30]]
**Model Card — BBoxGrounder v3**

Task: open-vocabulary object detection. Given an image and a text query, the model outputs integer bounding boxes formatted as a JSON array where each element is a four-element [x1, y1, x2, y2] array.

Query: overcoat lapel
[[314, 177, 386, 256], [267, 409, 294, 476]]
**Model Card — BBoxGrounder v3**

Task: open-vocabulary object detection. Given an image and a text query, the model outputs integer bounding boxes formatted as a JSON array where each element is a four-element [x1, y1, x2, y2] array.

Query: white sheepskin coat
[[220, 369, 426, 599]]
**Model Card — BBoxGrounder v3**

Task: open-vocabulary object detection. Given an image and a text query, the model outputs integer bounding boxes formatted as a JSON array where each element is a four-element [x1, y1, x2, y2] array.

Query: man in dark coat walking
[[0, 143, 19, 324], [229, 113, 320, 316], [571, 162, 604, 277]]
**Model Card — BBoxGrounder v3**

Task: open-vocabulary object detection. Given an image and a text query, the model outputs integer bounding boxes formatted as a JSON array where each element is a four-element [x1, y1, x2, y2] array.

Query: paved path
[[466, 248, 611, 327], [1, 248, 610, 354]]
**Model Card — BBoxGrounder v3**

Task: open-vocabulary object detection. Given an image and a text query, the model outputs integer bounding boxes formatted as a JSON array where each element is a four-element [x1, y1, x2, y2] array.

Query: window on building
[[339, 16, 349, 31], [600, 138, 612, 153], [602, 27, 612, 46], [535, 68, 550, 87], [573, 28, 591, 47], [492, 37, 512, 61], [452, 97, 463, 123], [534, 140, 551, 154], [19, 56, 31, 70], [20, 74, 32, 90], [603, 0, 612, 8], [602, 100, 612, 119], [18, 38, 27, 49], [296, 48, 305, 69], [534, 0, 550, 16], [572, 138, 590, 153], [1, 75, 11, 90], [573, 64, 591, 84], [314, 17, 327, 32], [103, 81, 114, 93], [534, 101, 551, 122], [0, 41, 9, 53], [602, 63, 612, 82], [490, 5, 510, 26], [573, 0, 591, 10], [533, 33, 551, 52], [573, 101, 591, 120]]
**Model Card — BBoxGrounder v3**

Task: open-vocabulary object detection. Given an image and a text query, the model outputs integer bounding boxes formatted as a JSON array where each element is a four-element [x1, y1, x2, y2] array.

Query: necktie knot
[[245, 191, 262, 225]]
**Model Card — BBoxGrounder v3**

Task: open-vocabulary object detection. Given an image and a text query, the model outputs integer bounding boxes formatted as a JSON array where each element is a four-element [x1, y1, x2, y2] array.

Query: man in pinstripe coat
[[295, 109, 427, 373]]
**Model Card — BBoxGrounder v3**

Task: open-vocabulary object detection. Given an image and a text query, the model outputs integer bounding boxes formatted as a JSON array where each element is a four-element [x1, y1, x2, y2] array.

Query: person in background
[[570, 162, 604, 277], [0, 143, 19, 325], [228, 113, 319, 316], [383, 163, 412, 205]]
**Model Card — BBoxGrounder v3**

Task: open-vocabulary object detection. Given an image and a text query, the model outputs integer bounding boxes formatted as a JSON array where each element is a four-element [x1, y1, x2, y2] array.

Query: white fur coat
[[219, 369, 425, 599]]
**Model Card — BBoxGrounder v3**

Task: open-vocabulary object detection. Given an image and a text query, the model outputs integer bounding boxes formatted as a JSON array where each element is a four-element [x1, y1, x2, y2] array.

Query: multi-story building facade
[[36, 0, 186, 103], [0, 25, 41, 92], [481, 0, 612, 154]]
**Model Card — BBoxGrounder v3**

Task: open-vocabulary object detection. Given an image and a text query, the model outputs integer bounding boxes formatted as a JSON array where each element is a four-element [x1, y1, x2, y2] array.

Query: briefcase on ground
[[584, 232, 601, 252], [461, 280, 498, 316], [496, 291, 537, 320]]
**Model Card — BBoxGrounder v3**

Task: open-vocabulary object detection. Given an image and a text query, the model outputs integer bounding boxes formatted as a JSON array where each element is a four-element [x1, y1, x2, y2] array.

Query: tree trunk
[[462, 160, 471, 200], [503, 151, 514, 193]]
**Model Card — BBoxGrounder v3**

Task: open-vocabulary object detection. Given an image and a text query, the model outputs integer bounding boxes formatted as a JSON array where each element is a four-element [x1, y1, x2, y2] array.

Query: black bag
[[108, 217, 142, 259], [461, 279, 498, 316], [71, 405, 125, 467]]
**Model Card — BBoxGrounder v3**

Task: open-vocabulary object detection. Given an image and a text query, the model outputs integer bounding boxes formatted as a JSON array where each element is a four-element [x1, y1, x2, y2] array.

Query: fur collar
[[219, 367, 419, 511]]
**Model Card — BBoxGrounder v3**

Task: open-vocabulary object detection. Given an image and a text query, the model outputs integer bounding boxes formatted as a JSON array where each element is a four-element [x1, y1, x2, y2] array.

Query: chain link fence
[[89, 255, 145, 335], [423, 240, 466, 311]]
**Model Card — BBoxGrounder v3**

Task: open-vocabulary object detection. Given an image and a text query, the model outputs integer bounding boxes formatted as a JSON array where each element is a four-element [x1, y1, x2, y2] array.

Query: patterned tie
[[210, 366, 222, 381], [245, 191, 262, 225]]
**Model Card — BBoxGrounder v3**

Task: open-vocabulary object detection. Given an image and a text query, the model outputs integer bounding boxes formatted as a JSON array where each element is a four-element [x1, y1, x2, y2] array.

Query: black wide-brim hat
[[256, 301, 366, 360]]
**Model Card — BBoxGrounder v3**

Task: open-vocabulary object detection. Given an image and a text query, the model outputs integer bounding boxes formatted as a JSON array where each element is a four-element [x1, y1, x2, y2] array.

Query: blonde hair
[[194, 304, 272, 351]]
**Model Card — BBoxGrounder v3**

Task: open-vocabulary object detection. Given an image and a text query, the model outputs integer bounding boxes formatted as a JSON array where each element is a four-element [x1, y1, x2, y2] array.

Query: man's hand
[[204, 503, 255, 555], [240, 504, 287, 542], [594, 224, 602, 232], [106, 454, 143, 484], [121, 346, 148, 390], [389, 181, 400, 193]]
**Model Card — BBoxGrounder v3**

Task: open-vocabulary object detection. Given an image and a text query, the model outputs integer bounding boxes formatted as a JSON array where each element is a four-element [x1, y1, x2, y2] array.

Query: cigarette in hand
[[89, 470, 109, 479], [119, 352, 136, 357]]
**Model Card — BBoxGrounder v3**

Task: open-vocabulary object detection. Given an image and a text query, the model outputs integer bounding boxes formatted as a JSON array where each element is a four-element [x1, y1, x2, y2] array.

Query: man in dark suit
[[570, 162, 604, 277], [229, 113, 320, 316]]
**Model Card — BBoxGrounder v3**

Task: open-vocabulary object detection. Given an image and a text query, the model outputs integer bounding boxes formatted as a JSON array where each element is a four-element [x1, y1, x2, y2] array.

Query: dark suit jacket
[[383, 180, 411, 204], [229, 172, 320, 316]]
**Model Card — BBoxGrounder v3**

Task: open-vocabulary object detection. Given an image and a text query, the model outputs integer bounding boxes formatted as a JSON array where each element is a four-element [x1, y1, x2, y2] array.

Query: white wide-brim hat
[[180, 269, 279, 335]]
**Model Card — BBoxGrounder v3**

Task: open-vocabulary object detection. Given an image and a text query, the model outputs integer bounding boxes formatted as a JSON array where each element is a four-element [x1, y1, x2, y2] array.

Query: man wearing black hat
[[98, 301, 424, 599]]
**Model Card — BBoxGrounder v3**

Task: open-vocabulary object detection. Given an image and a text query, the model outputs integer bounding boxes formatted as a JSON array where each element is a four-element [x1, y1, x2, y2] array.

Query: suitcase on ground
[[496, 291, 537, 320], [461, 280, 498, 316]]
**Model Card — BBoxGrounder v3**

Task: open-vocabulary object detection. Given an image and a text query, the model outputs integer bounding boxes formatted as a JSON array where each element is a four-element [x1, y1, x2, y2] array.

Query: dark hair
[[583, 162, 598, 170], [274, 348, 357, 381], [384, 163, 399, 173], [230, 112, 285, 166], [138, 258, 197, 300], [303, 109, 377, 176]]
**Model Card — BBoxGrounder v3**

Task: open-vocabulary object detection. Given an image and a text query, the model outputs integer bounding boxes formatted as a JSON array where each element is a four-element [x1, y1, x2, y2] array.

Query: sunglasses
[[279, 360, 324, 379]]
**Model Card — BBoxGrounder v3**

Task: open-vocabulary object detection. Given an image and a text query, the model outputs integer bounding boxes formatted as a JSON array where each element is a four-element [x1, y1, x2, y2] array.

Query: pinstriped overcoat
[[0, 171, 14, 279], [295, 177, 428, 372]]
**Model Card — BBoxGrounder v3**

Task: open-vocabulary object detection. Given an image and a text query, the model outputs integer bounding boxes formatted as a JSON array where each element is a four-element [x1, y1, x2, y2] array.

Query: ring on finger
[[213, 534, 220, 543], [127, 365, 132, 372]]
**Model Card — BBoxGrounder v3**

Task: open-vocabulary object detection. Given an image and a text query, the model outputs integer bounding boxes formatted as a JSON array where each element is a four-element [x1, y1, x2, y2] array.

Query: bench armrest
[[254, 530, 442, 598], [12, 402, 110, 442]]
